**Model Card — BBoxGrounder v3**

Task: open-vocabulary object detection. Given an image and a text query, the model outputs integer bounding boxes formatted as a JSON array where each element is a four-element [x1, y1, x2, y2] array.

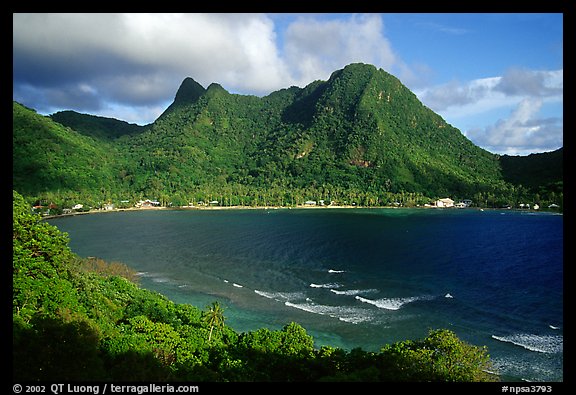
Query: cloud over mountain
[[13, 14, 419, 120], [416, 68, 562, 156], [13, 13, 562, 155]]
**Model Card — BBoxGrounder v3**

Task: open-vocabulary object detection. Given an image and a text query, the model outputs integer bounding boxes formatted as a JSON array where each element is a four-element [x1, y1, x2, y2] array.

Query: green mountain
[[12, 103, 123, 201], [50, 110, 148, 141], [13, 63, 563, 209], [499, 148, 563, 191]]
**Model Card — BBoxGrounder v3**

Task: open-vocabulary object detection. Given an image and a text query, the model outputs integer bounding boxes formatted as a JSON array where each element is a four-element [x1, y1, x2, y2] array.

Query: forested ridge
[[12, 190, 497, 381], [13, 63, 562, 211]]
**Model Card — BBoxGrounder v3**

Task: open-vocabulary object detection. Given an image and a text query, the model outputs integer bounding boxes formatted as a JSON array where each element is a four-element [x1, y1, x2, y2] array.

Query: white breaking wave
[[310, 282, 341, 289], [330, 288, 378, 296], [151, 276, 171, 283], [255, 288, 375, 324], [222, 279, 243, 288], [284, 301, 372, 324], [254, 289, 306, 302], [491, 334, 563, 354], [328, 269, 345, 273], [355, 295, 433, 310]]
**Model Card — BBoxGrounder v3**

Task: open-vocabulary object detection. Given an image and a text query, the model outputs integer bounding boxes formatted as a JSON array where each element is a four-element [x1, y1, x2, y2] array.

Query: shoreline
[[41, 203, 557, 220], [42, 204, 369, 219]]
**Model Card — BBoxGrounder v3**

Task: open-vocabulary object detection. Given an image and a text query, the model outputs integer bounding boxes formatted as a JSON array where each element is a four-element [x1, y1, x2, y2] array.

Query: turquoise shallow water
[[49, 208, 563, 381]]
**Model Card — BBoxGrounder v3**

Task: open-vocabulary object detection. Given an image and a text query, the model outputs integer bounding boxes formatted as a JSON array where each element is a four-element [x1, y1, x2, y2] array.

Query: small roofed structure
[[435, 198, 454, 208], [137, 199, 160, 208]]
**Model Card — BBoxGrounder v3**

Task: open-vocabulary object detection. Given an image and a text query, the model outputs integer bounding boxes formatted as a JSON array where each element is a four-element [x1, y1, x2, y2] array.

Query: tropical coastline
[[43, 201, 559, 221], [46, 206, 563, 382], [40, 204, 359, 220]]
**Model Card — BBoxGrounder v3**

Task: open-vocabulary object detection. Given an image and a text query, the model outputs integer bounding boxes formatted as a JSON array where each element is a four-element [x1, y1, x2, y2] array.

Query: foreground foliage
[[13, 190, 497, 381]]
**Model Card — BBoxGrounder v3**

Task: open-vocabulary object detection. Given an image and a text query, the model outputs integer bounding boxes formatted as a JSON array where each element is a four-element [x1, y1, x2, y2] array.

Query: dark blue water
[[49, 208, 563, 381]]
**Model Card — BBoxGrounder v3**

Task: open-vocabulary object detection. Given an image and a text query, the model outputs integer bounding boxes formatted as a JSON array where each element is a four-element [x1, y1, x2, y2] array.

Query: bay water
[[49, 208, 563, 381]]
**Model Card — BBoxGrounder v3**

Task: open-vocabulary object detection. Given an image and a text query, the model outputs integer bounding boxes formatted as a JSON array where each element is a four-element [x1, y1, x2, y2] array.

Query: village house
[[454, 199, 472, 208], [434, 198, 454, 208], [136, 199, 161, 208]]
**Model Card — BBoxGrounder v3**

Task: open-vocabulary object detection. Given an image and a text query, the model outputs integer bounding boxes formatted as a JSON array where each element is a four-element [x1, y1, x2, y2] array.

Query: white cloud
[[465, 98, 563, 155], [99, 103, 168, 126], [417, 68, 562, 114], [478, 97, 544, 145], [416, 77, 501, 113], [415, 68, 563, 155], [495, 67, 563, 97], [282, 14, 399, 86], [15, 13, 415, 123], [13, 13, 291, 110], [13, 13, 563, 155], [116, 13, 291, 93]]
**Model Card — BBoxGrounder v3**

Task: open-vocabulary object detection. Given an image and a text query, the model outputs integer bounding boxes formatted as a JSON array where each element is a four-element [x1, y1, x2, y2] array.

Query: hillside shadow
[[13, 316, 172, 381], [281, 81, 328, 127]]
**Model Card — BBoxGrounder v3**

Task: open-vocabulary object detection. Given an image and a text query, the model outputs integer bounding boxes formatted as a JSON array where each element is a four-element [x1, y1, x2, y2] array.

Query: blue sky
[[13, 13, 563, 155]]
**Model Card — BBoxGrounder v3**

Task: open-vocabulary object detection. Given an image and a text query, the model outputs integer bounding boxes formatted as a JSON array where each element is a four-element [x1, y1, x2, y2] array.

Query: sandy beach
[[42, 203, 384, 219]]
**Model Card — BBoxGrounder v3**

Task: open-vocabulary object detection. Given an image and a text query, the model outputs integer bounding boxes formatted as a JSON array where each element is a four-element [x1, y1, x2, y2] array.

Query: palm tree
[[203, 301, 225, 342]]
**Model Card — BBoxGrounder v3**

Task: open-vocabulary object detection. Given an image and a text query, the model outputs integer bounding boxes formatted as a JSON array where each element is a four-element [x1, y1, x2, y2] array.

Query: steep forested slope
[[50, 110, 148, 140], [12, 102, 123, 202], [13, 63, 563, 209], [499, 148, 563, 191]]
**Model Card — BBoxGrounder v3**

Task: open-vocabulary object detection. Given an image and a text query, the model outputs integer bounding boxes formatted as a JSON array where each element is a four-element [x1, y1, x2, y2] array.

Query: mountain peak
[[206, 83, 229, 96], [342, 62, 378, 73], [174, 77, 206, 104], [328, 63, 378, 81]]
